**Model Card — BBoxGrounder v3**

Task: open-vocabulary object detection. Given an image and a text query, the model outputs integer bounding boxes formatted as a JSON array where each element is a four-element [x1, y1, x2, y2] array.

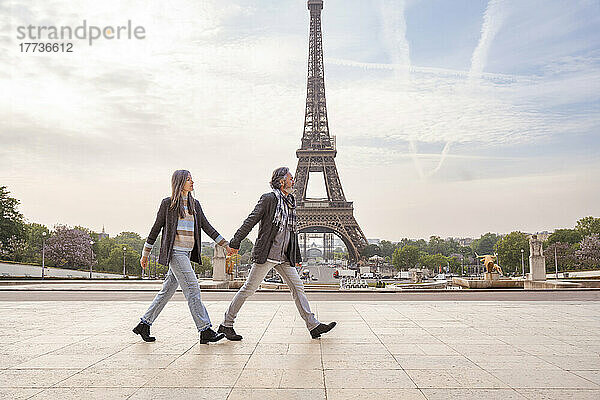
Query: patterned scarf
[[273, 189, 297, 232]]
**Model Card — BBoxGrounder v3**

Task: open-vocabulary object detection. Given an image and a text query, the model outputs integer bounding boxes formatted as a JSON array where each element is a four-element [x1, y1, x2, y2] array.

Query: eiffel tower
[[294, 0, 368, 262]]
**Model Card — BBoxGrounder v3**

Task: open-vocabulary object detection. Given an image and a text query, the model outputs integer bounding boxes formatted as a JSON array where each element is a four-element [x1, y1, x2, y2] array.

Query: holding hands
[[226, 245, 239, 256], [218, 239, 238, 257]]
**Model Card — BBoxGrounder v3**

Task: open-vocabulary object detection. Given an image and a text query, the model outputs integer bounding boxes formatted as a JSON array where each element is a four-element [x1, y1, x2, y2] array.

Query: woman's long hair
[[170, 170, 195, 219]]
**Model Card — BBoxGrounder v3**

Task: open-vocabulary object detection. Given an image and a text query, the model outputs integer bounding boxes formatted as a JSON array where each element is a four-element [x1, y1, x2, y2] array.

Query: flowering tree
[[576, 234, 600, 269], [45, 225, 95, 269], [544, 242, 577, 271]]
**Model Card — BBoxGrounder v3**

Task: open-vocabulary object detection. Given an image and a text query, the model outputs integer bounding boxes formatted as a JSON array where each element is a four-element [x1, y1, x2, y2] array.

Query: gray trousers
[[223, 260, 320, 330], [141, 250, 212, 332]]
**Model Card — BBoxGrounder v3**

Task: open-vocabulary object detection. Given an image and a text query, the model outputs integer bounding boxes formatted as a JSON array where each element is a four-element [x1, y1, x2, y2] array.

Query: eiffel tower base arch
[[299, 226, 359, 264], [297, 207, 366, 263]]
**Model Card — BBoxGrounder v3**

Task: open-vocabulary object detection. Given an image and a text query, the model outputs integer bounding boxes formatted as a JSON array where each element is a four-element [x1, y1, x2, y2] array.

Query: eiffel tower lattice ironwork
[[294, 0, 368, 262]]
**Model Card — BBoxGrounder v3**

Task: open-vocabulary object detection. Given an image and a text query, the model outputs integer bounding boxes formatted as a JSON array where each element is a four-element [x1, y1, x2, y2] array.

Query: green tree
[[107, 246, 140, 276], [472, 233, 500, 255], [360, 244, 382, 258], [379, 240, 396, 258], [114, 232, 144, 254], [392, 245, 419, 270], [494, 231, 529, 275], [408, 239, 427, 252], [445, 238, 460, 255], [547, 229, 582, 246], [419, 253, 448, 273], [239, 238, 254, 255], [427, 236, 448, 256], [448, 256, 462, 274], [575, 216, 600, 237], [0, 186, 26, 260], [201, 255, 212, 270], [457, 245, 475, 261], [400, 238, 428, 253], [201, 245, 214, 257], [191, 255, 213, 277], [95, 237, 118, 271], [20, 223, 51, 263]]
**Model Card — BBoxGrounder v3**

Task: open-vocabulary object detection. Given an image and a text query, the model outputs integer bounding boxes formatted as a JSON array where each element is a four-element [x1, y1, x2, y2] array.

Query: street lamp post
[[521, 249, 525, 278], [554, 245, 558, 279], [89, 240, 94, 279], [122, 246, 127, 278], [150, 255, 154, 279], [471, 249, 478, 277], [41, 231, 47, 279]]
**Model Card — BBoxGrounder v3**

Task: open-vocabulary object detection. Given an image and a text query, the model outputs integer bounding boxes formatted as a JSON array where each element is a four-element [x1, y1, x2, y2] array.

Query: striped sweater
[[142, 199, 224, 258]]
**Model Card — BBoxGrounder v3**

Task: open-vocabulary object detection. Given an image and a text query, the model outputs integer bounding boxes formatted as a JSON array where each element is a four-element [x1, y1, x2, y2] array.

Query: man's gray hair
[[270, 167, 289, 189]]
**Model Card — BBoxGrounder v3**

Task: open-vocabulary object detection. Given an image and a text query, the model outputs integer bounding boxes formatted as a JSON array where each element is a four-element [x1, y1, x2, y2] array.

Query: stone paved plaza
[[1, 299, 599, 399]]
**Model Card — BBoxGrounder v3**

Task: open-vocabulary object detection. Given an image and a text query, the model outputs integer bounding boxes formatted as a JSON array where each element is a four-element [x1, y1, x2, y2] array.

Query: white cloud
[[469, 0, 507, 80]]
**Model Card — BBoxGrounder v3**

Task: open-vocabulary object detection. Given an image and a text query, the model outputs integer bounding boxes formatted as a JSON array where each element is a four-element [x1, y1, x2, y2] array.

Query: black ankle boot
[[133, 321, 156, 342], [310, 321, 337, 339], [218, 324, 243, 341], [200, 327, 225, 344]]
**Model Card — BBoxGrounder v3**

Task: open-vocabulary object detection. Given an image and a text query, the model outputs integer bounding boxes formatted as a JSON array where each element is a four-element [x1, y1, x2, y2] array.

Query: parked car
[[264, 275, 283, 283]]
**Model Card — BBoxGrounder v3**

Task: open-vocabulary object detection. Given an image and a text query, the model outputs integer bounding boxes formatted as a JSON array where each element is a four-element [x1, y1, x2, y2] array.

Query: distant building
[[458, 238, 473, 246], [98, 226, 109, 240], [307, 248, 323, 259], [306, 244, 323, 259], [367, 238, 380, 245]]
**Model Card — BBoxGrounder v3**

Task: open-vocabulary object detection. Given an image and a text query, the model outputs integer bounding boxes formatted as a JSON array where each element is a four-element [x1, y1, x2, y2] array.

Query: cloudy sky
[[1, 0, 599, 243]]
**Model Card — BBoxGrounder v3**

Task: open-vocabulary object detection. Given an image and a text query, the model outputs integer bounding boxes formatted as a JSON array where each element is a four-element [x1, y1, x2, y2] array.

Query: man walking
[[218, 167, 336, 340]]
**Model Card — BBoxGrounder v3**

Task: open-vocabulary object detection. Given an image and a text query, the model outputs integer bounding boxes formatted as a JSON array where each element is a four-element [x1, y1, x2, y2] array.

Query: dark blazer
[[230, 192, 302, 265], [146, 197, 223, 266]]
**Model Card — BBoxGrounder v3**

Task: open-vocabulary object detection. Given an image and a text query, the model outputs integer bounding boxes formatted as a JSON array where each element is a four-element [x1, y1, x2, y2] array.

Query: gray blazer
[[230, 192, 302, 265], [146, 197, 224, 266]]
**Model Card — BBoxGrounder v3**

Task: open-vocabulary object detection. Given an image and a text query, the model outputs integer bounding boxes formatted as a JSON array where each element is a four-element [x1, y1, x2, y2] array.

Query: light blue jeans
[[141, 249, 212, 332], [223, 260, 320, 330]]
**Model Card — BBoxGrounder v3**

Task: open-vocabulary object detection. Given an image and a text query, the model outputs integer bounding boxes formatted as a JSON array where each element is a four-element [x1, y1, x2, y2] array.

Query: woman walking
[[133, 170, 229, 344]]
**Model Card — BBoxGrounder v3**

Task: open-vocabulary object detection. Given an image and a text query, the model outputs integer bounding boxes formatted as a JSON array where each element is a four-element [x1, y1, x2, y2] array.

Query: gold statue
[[225, 254, 240, 275], [478, 254, 503, 275]]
